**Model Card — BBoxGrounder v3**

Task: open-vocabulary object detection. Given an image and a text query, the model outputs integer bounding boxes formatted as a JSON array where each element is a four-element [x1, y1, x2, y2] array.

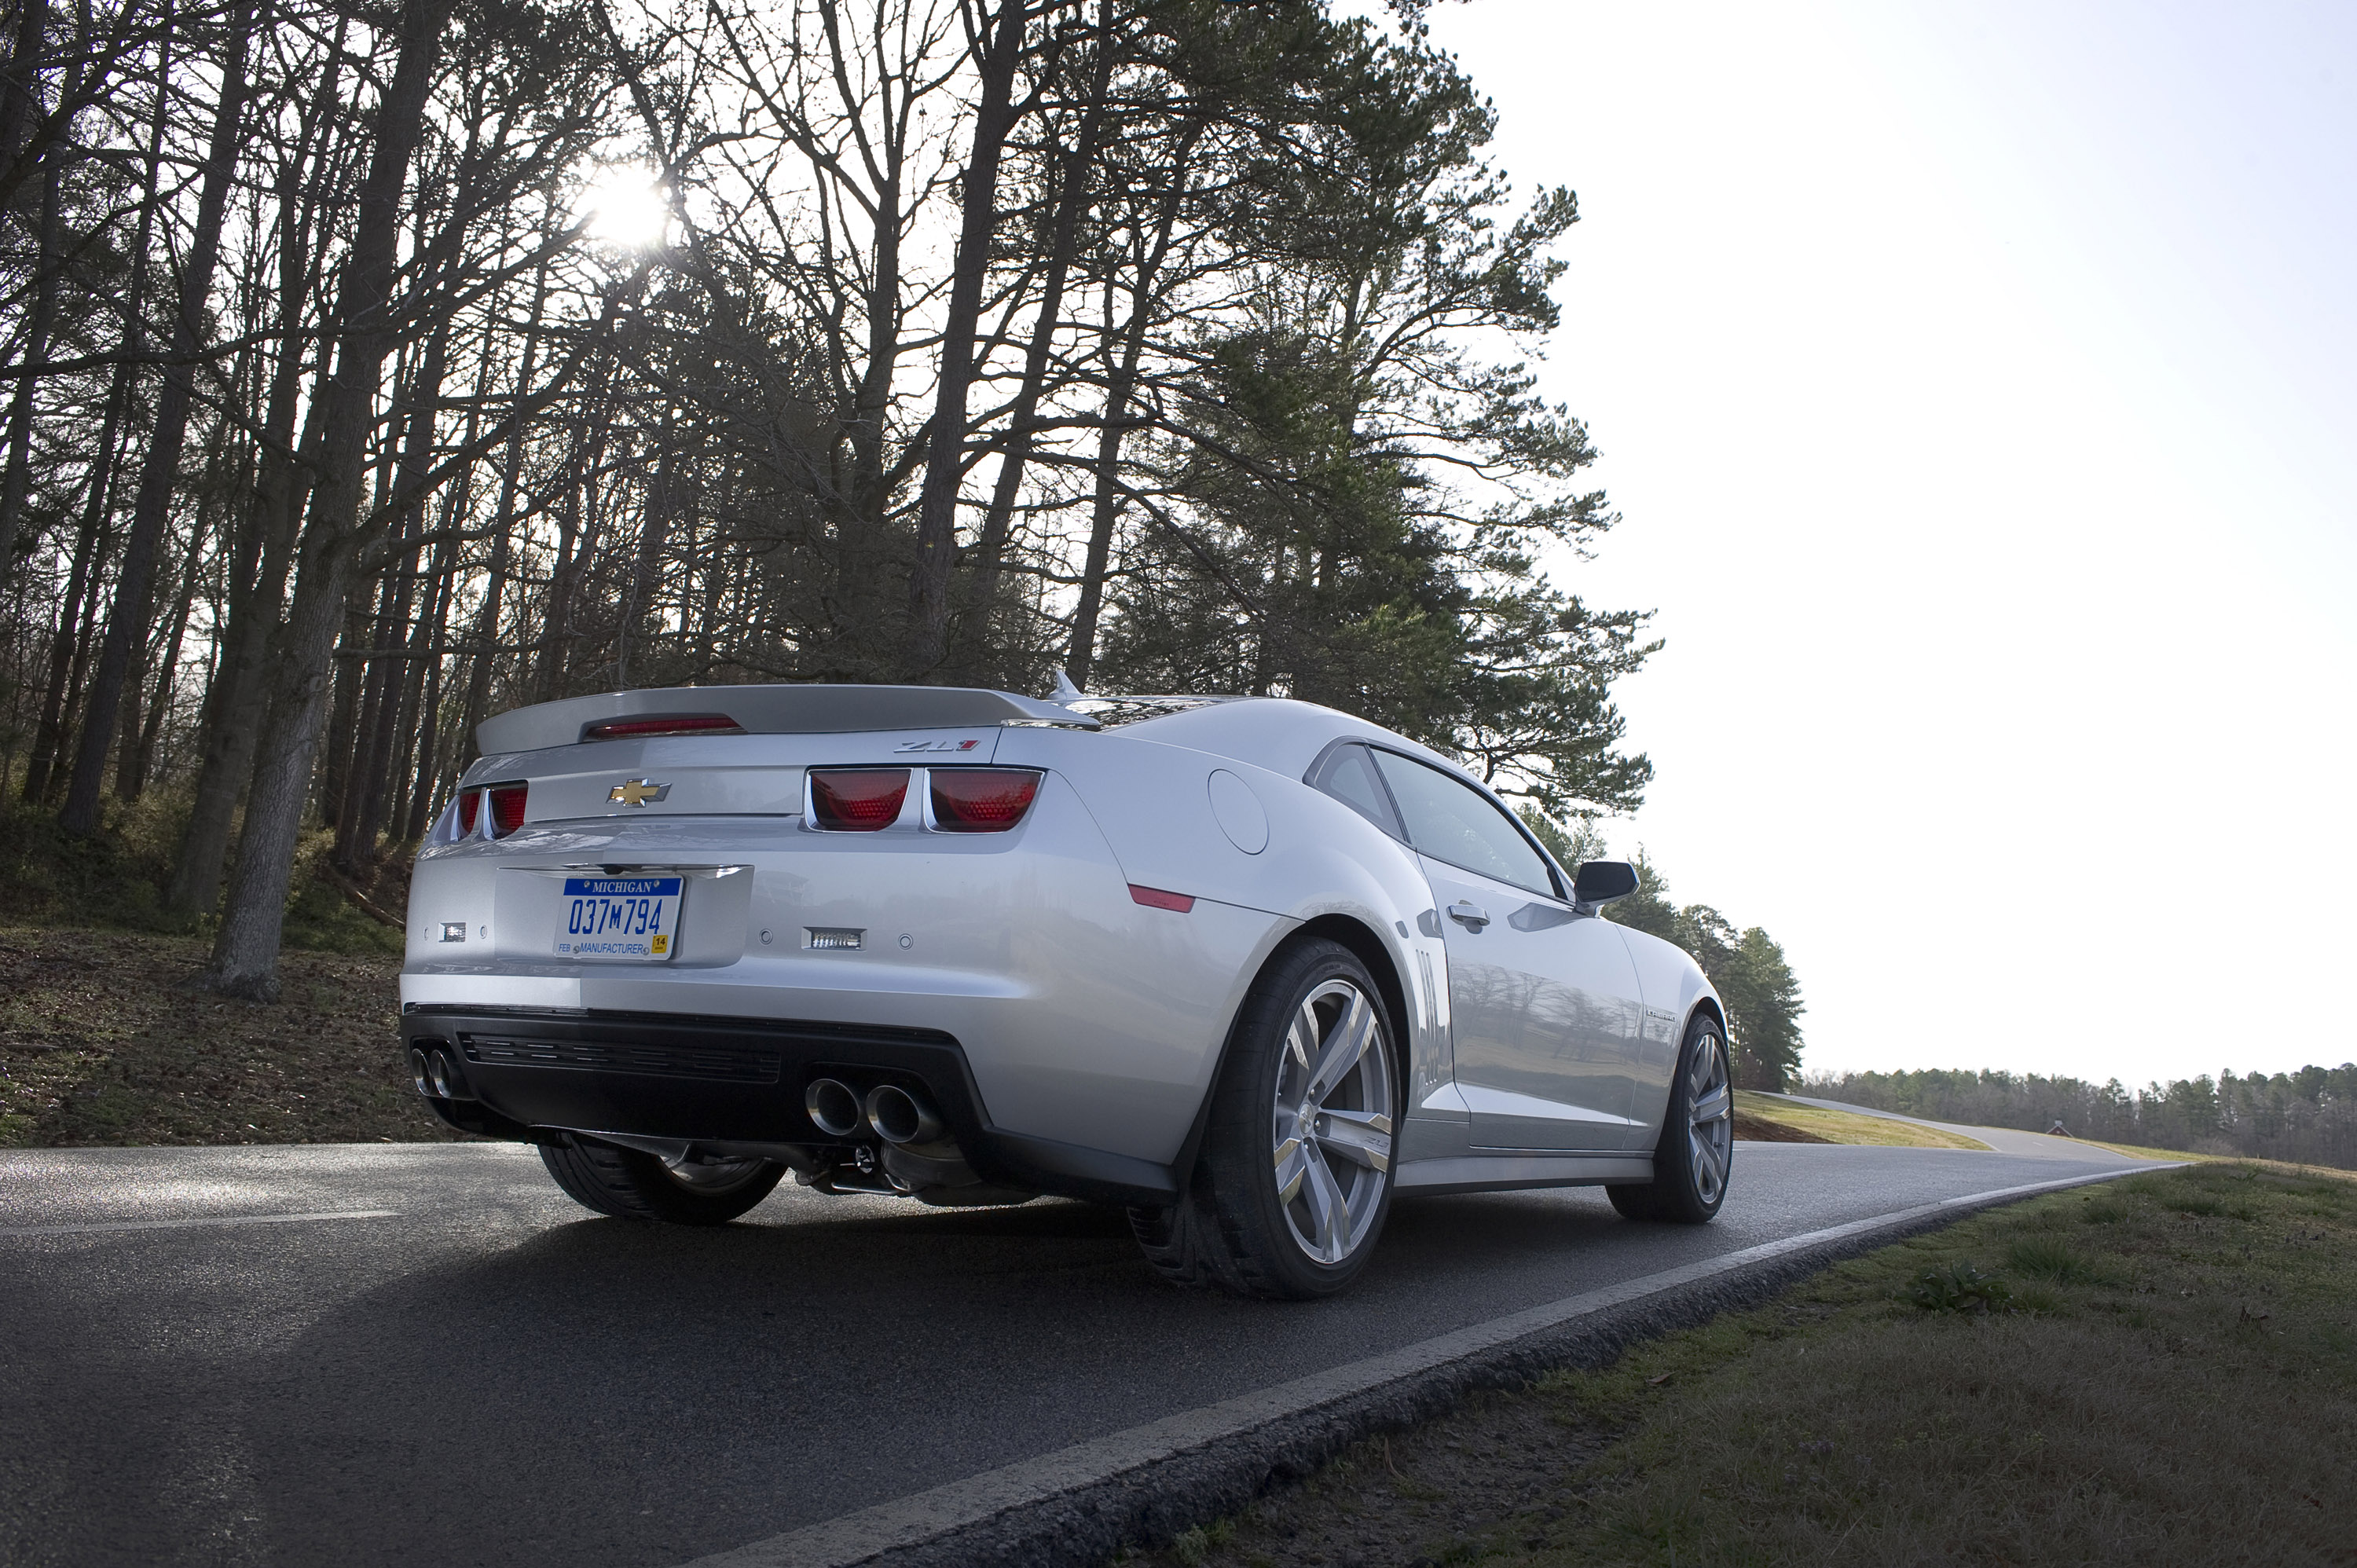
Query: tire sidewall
[[626, 1147, 784, 1223], [1651, 1014, 1732, 1223], [1201, 939, 1400, 1299]]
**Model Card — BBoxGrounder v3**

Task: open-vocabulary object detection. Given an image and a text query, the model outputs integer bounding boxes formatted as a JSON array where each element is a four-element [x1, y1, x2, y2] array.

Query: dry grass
[[1124, 1161, 2357, 1568], [1736, 1090, 1992, 1151], [2083, 1138, 2223, 1163], [0, 925, 453, 1146]]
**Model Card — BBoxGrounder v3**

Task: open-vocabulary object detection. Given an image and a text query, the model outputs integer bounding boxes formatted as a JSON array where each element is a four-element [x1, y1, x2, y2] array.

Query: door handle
[[1446, 900, 1490, 930]]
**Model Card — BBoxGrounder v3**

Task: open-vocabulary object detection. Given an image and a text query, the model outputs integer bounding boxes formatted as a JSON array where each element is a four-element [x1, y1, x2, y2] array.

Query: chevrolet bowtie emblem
[[608, 779, 671, 807]]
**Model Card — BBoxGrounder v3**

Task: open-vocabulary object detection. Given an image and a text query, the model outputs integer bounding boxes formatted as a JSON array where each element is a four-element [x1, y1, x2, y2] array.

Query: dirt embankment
[[0, 927, 449, 1147]]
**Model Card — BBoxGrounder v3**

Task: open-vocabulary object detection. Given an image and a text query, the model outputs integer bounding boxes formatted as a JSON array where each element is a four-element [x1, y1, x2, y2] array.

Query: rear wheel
[[1131, 939, 1398, 1299], [540, 1137, 784, 1225], [1607, 1013, 1734, 1224]]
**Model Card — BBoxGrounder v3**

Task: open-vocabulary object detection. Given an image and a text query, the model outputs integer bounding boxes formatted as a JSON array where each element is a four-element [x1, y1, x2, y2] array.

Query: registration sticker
[[554, 876, 683, 961]]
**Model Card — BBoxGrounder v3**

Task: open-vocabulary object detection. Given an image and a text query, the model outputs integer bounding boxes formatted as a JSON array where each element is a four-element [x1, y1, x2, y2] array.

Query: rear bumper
[[400, 1006, 1183, 1205]]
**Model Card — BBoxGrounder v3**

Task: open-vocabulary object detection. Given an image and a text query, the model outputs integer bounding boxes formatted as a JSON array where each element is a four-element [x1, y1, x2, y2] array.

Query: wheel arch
[[1292, 913, 1415, 1076], [1164, 911, 1415, 1197]]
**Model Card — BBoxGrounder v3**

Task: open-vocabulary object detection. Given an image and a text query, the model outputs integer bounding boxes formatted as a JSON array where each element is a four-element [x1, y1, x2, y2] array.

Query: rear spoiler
[[475, 683, 1098, 755]]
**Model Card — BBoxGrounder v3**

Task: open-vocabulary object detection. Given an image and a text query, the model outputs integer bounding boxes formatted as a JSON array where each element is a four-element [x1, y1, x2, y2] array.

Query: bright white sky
[[1411, 1, 2357, 1086]]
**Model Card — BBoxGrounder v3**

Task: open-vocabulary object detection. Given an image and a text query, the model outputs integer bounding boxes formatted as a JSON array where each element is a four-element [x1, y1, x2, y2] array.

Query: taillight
[[457, 791, 480, 835], [581, 713, 744, 741], [929, 768, 1041, 832], [809, 769, 908, 830], [487, 783, 528, 837]]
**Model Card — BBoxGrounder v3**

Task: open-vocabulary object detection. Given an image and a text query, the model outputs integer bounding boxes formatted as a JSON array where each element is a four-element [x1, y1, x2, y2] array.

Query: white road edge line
[[681, 1165, 2172, 1568], [0, 1208, 401, 1238]]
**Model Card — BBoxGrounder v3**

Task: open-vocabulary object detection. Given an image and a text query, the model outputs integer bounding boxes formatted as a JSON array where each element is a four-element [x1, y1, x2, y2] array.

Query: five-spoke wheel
[[1130, 939, 1398, 1298], [1608, 1013, 1734, 1225], [1270, 976, 1395, 1266]]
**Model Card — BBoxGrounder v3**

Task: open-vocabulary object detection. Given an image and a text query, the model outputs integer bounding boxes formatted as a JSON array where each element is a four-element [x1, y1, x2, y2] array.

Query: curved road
[[1, 1128, 2153, 1566]]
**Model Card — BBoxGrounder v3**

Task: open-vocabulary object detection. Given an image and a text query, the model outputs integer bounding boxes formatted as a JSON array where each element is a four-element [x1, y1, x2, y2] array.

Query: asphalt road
[[2, 1130, 2152, 1567]]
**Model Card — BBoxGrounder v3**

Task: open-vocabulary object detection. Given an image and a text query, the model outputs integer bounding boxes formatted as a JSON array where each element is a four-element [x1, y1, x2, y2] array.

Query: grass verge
[[0, 925, 449, 1146], [2084, 1138, 2222, 1163], [1736, 1090, 1991, 1151], [1123, 1161, 2357, 1568]]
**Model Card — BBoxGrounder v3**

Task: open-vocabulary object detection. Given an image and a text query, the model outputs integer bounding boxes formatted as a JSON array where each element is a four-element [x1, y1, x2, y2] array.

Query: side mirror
[[1572, 859, 1639, 910]]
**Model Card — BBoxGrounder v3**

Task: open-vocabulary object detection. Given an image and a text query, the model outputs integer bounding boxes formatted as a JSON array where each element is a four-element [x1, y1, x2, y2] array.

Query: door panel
[[1356, 746, 1648, 1152], [1421, 856, 1648, 1151]]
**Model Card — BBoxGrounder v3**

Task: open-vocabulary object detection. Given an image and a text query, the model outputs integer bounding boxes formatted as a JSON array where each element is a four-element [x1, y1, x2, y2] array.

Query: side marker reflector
[[1129, 885, 1194, 913]]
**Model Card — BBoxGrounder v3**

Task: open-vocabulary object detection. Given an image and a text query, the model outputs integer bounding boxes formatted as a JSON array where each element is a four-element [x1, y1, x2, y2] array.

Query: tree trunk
[[533, 380, 617, 702], [1065, 342, 1142, 692], [124, 497, 208, 800], [904, 0, 1026, 676], [0, 0, 48, 174], [60, 0, 258, 835], [208, 0, 454, 1000], [455, 247, 550, 764], [166, 19, 350, 914], [962, 11, 1114, 680], [1067, 167, 1190, 690], [24, 36, 169, 801], [0, 122, 66, 580], [618, 419, 677, 689], [24, 352, 133, 801], [399, 542, 454, 839], [333, 562, 399, 865]]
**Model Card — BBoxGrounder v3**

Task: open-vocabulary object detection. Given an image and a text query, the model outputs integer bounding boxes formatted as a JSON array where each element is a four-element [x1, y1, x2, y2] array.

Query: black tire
[[1607, 1013, 1734, 1225], [539, 1137, 784, 1225], [1131, 938, 1399, 1300]]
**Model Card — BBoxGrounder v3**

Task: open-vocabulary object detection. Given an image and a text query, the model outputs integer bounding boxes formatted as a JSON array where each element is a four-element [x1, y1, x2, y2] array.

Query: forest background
[[0, 0, 2340, 1157], [0, 0, 1681, 980]]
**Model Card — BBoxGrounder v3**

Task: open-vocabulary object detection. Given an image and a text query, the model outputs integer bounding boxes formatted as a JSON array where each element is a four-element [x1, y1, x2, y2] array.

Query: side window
[[1369, 750, 1557, 897], [1309, 743, 1404, 839]]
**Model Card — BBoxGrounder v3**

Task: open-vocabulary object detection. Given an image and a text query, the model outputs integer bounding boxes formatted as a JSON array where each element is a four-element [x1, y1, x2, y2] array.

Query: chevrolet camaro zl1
[[400, 683, 1734, 1298]]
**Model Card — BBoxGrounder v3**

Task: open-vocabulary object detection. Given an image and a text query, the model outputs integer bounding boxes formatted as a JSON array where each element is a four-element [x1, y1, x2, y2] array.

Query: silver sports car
[[400, 683, 1734, 1298]]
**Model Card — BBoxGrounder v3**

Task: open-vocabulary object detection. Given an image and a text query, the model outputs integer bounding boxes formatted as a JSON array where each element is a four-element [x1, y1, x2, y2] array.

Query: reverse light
[[809, 769, 909, 830], [581, 713, 744, 742], [929, 768, 1041, 832], [486, 782, 529, 837]]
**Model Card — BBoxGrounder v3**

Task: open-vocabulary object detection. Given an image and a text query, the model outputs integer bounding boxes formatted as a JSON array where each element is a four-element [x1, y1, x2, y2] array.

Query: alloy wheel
[[1686, 1032, 1733, 1203], [1270, 977, 1394, 1265]]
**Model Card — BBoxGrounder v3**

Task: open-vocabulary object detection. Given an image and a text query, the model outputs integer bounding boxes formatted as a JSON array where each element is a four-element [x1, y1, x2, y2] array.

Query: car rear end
[[399, 687, 1289, 1207]]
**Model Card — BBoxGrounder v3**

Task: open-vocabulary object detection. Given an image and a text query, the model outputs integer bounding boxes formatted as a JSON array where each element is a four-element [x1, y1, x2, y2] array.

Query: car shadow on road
[[204, 1184, 1652, 1566]]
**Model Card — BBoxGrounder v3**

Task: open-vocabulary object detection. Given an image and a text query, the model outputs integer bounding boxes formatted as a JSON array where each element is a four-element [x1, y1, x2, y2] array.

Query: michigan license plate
[[553, 876, 682, 961]]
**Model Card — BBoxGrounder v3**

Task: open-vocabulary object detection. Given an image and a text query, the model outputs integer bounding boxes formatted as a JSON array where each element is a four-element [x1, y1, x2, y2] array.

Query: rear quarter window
[[1307, 743, 1405, 839]]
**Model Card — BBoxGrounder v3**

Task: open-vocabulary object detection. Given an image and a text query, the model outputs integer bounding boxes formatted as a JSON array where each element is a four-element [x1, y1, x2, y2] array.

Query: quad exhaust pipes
[[802, 1076, 944, 1146], [803, 1077, 866, 1138], [409, 1046, 475, 1101], [863, 1083, 945, 1146]]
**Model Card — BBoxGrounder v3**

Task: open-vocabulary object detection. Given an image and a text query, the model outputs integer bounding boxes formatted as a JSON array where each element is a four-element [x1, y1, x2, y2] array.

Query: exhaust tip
[[805, 1078, 865, 1138], [424, 1048, 474, 1101], [865, 1083, 944, 1147], [409, 1048, 434, 1098]]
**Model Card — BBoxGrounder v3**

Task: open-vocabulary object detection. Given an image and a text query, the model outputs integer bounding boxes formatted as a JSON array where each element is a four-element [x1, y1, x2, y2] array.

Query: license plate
[[553, 876, 683, 961]]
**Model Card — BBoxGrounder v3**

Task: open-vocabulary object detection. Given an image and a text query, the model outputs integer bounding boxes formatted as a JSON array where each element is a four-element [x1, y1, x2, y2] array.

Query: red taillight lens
[[456, 791, 480, 835], [487, 783, 528, 837], [929, 768, 1041, 832], [581, 713, 744, 742], [810, 769, 909, 830]]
